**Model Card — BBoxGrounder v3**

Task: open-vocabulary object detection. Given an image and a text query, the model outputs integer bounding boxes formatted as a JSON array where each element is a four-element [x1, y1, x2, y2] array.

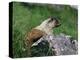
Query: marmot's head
[[46, 17, 61, 28], [35, 17, 61, 32]]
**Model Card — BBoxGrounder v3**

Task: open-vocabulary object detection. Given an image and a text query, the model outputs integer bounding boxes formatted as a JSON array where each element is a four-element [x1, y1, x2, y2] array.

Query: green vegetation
[[12, 2, 78, 58]]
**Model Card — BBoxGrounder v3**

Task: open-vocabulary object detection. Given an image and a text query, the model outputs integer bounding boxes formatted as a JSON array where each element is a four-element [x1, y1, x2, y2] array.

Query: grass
[[12, 2, 78, 58]]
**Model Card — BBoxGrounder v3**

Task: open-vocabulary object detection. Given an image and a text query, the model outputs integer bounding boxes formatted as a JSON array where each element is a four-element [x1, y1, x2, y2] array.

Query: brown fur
[[27, 29, 47, 46]]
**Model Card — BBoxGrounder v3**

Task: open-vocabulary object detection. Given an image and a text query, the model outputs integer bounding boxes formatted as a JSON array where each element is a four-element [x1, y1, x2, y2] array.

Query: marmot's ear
[[48, 19, 53, 23], [47, 17, 54, 23]]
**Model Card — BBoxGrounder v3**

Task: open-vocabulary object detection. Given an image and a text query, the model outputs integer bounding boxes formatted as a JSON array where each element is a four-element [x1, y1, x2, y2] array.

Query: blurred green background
[[12, 2, 78, 58]]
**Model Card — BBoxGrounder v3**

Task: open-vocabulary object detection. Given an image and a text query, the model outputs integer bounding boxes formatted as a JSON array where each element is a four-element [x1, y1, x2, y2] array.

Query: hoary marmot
[[25, 17, 61, 56]]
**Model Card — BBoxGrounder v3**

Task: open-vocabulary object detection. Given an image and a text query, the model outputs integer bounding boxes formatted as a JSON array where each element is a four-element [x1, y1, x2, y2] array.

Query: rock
[[32, 33, 78, 55]]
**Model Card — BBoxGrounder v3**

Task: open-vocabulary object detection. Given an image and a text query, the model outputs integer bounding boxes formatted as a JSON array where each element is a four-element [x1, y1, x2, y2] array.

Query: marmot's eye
[[51, 17, 54, 20]]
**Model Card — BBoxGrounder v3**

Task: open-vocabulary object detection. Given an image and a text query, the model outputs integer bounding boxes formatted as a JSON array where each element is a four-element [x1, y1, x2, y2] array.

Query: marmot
[[25, 17, 61, 56]]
